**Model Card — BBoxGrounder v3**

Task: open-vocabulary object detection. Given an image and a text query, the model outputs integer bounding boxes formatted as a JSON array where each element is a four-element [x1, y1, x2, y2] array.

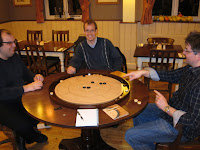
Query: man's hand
[[23, 80, 43, 93], [34, 74, 44, 82], [123, 70, 150, 81], [154, 90, 176, 116], [67, 66, 76, 74], [154, 90, 168, 111]]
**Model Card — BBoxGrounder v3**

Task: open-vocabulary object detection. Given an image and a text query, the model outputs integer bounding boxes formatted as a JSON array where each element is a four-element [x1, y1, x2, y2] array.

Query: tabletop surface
[[134, 44, 184, 58], [18, 40, 74, 52], [22, 71, 149, 129]]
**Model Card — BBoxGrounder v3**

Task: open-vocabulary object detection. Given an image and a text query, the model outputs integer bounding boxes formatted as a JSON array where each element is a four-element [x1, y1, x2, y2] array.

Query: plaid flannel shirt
[[158, 65, 200, 141]]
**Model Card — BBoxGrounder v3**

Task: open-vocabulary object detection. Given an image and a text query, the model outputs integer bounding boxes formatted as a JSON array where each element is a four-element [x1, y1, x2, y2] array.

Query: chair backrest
[[74, 35, 86, 46], [52, 30, 69, 41], [15, 39, 29, 65], [147, 38, 175, 45], [149, 50, 177, 71], [73, 35, 86, 52], [15, 39, 21, 56], [115, 47, 127, 73], [25, 44, 47, 73], [27, 30, 43, 41]]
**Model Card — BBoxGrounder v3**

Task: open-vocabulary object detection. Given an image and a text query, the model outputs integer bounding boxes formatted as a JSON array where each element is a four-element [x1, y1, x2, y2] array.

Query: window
[[45, 0, 82, 19], [152, 0, 200, 21], [152, 0, 172, 16]]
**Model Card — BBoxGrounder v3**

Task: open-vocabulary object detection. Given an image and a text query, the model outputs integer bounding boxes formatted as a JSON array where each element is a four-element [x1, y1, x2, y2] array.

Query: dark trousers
[[0, 101, 39, 139]]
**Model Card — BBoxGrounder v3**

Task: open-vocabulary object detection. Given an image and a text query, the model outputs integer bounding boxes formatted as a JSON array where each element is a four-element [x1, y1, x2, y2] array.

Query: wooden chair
[[115, 47, 127, 73], [25, 44, 60, 76], [0, 124, 18, 150], [147, 38, 175, 45], [52, 30, 70, 68], [65, 35, 86, 67], [27, 30, 43, 41], [156, 124, 200, 150], [52, 30, 69, 42], [74, 35, 86, 49], [15, 40, 29, 66], [144, 50, 177, 99]]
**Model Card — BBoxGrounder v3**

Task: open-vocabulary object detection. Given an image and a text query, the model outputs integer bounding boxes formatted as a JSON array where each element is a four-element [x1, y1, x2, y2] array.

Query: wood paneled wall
[[1, 21, 200, 69], [137, 22, 200, 48]]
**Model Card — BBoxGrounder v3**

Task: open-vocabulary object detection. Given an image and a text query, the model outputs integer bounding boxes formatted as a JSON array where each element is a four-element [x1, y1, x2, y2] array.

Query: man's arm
[[154, 90, 186, 127], [23, 80, 43, 93], [123, 69, 150, 81], [68, 44, 85, 71], [24, 74, 44, 92], [106, 41, 123, 71]]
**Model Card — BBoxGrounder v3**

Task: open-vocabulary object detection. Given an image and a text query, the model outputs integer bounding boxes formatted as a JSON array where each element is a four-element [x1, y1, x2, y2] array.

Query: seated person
[[124, 31, 200, 150], [67, 19, 123, 74], [0, 29, 48, 149]]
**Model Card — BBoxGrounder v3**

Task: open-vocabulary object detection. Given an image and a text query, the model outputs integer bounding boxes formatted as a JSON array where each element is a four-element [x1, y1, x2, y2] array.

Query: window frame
[[44, 0, 82, 20]]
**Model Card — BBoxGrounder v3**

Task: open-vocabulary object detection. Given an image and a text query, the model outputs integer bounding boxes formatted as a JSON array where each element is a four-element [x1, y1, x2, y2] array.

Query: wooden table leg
[[59, 129, 116, 150]]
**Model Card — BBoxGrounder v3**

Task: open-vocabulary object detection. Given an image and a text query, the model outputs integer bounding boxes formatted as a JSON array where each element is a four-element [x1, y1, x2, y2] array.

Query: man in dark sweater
[[0, 29, 47, 150], [67, 19, 123, 74]]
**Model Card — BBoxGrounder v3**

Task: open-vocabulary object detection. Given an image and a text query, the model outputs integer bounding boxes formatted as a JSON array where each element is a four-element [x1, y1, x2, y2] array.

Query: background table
[[134, 44, 185, 70], [22, 71, 149, 150], [18, 41, 74, 72]]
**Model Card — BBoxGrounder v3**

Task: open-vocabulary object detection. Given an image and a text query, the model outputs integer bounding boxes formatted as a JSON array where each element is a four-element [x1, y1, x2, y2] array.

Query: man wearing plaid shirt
[[124, 31, 200, 150]]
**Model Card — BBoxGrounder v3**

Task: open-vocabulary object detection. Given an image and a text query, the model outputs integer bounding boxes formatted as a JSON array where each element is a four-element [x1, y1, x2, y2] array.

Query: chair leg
[[2, 126, 18, 150], [56, 64, 61, 73], [0, 139, 10, 145]]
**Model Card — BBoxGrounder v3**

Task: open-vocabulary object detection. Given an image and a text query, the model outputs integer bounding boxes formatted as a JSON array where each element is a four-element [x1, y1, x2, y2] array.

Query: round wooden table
[[22, 71, 149, 150]]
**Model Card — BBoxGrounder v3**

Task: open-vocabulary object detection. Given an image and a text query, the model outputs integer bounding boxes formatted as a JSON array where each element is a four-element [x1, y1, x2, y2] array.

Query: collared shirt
[[155, 65, 200, 141], [87, 37, 97, 48]]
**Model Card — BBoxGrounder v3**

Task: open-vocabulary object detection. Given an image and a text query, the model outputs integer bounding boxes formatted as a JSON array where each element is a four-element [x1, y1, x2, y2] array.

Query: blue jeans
[[125, 104, 186, 150]]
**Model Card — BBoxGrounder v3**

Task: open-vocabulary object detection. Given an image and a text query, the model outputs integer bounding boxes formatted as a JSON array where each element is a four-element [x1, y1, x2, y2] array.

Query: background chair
[[144, 50, 177, 99], [147, 38, 175, 45], [156, 124, 200, 150], [74, 35, 86, 49], [15, 40, 29, 66], [65, 35, 86, 67], [27, 30, 43, 41], [115, 47, 127, 73], [52, 30, 69, 42], [25, 44, 60, 76], [52, 30, 70, 68]]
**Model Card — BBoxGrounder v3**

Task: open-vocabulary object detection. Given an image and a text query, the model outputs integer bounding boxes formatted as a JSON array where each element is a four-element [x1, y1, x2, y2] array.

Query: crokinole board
[[49, 72, 130, 109]]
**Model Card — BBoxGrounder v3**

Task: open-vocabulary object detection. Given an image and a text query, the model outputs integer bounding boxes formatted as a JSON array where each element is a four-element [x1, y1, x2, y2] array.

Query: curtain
[[79, 0, 90, 22], [141, 0, 155, 24], [36, 0, 44, 23]]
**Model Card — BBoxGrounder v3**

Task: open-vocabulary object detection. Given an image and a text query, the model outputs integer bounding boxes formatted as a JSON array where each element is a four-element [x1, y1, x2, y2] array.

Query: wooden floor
[[0, 70, 173, 150]]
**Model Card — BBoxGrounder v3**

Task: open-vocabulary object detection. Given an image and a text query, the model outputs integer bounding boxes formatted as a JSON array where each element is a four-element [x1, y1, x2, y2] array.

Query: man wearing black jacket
[[0, 29, 48, 150]]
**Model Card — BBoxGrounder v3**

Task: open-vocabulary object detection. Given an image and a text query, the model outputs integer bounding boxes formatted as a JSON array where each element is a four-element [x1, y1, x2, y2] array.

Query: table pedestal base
[[59, 129, 116, 150]]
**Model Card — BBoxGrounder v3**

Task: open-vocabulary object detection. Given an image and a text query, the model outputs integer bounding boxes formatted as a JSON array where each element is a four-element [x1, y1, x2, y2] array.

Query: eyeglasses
[[184, 48, 199, 54], [1, 39, 17, 45], [85, 29, 96, 33]]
